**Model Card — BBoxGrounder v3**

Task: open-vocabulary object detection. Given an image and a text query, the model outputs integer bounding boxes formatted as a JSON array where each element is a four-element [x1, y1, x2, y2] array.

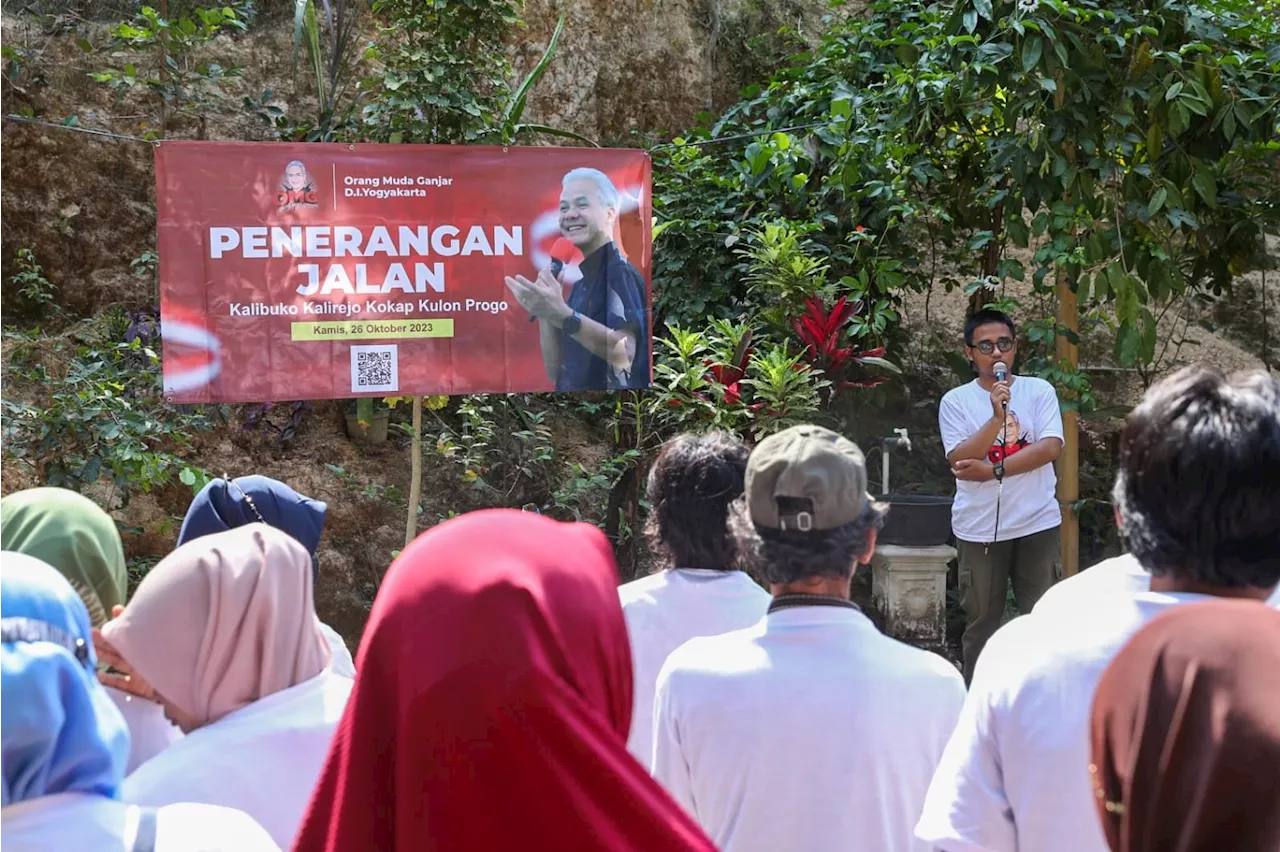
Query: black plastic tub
[[877, 494, 954, 547]]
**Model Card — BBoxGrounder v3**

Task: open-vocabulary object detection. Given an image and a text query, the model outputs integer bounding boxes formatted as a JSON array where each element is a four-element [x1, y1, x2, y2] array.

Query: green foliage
[[285, 0, 365, 141], [358, 2, 589, 147], [654, 0, 1280, 407], [360, 0, 521, 144], [649, 323, 756, 434], [548, 448, 643, 526], [10, 249, 58, 315], [1, 311, 220, 505], [479, 13, 598, 147], [428, 395, 556, 498], [88, 3, 247, 137], [739, 222, 833, 331], [741, 342, 831, 435], [325, 463, 404, 506], [647, 322, 830, 439], [2, 40, 46, 98]]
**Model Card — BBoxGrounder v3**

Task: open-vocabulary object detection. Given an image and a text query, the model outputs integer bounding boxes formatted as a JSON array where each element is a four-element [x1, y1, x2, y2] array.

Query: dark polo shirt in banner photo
[[556, 241, 650, 391]]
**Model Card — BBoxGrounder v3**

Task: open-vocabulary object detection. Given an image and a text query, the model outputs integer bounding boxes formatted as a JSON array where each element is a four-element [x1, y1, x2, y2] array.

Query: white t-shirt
[[915, 589, 1238, 852], [122, 670, 352, 849], [1035, 553, 1280, 616], [939, 376, 1064, 543], [653, 606, 966, 852], [1031, 554, 1149, 618], [0, 792, 279, 851], [618, 568, 770, 765]]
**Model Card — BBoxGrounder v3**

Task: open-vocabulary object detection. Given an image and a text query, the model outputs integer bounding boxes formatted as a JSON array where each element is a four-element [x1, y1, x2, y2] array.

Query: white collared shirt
[[0, 792, 279, 851], [121, 670, 352, 849], [916, 590, 1242, 852], [653, 605, 966, 852], [618, 568, 770, 765]]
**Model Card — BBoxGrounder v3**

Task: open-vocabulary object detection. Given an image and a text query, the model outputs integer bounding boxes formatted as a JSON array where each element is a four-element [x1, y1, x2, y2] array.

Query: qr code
[[350, 345, 398, 393]]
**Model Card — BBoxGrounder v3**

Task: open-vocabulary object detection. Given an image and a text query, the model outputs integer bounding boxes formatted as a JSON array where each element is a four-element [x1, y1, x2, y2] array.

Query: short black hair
[[727, 499, 888, 585], [964, 309, 1016, 346], [644, 431, 749, 571], [1113, 365, 1280, 589]]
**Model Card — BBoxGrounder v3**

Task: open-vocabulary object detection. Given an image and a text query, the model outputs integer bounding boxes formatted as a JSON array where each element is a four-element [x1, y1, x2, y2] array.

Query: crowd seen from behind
[[1, 361, 1277, 851]]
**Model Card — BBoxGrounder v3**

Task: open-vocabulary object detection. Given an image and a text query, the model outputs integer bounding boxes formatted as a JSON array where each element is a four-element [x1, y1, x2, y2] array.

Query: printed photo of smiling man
[[504, 167, 651, 391]]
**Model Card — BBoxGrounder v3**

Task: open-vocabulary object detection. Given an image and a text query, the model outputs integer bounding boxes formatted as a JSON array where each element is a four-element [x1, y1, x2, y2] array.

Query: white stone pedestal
[[871, 544, 956, 644]]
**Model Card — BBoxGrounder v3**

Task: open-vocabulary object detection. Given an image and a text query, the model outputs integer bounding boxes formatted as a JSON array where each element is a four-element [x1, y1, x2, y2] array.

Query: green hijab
[[1, 487, 127, 627]]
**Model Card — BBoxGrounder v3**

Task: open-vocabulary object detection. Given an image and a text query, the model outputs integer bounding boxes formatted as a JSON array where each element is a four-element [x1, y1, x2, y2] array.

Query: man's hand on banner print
[[505, 266, 570, 322]]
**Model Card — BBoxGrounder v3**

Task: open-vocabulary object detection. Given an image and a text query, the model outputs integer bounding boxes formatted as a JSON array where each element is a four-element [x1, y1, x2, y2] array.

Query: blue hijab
[[1, 553, 129, 806], [178, 475, 327, 581]]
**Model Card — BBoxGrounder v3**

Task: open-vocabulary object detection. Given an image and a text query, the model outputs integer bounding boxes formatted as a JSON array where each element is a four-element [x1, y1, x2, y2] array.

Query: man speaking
[[505, 168, 650, 391], [939, 309, 1064, 681]]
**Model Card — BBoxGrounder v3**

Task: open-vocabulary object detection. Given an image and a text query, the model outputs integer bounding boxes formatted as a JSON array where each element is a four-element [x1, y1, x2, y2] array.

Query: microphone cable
[[987, 375, 1009, 553]]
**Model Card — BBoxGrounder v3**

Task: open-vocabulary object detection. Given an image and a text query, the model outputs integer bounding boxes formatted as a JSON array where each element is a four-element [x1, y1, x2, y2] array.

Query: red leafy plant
[[790, 294, 897, 392]]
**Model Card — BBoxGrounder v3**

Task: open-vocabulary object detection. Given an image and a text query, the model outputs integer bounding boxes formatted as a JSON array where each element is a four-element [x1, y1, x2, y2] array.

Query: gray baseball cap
[[746, 425, 871, 531]]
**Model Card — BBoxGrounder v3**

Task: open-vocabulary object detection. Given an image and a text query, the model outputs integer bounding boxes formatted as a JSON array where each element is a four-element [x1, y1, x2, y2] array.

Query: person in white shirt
[[652, 425, 967, 852], [94, 524, 353, 850], [916, 364, 1280, 852], [1036, 551, 1280, 616], [940, 309, 1065, 681], [1, 553, 278, 852], [618, 431, 770, 765], [1030, 552, 1147, 617]]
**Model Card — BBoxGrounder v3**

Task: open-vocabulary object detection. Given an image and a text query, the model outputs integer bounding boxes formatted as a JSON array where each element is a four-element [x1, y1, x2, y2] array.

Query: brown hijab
[[1089, 599, 1280, 852], [102, 523, 330, 726]]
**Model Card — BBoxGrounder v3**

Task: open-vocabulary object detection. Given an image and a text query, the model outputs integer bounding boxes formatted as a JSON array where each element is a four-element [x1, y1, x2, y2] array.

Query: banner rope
[[4, 113, 833, 152], [4, 114, 158, 144]]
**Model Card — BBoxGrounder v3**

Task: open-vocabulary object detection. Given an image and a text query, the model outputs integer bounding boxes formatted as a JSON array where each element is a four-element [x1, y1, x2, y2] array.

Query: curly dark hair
[[1113, 364, 1280, 589], [728, 498, 888, 586], [644, 431, 750, 571]]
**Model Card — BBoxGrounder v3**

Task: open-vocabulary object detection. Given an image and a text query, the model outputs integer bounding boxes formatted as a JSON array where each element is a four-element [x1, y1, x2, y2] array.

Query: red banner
[[156, 142, 653, 403]]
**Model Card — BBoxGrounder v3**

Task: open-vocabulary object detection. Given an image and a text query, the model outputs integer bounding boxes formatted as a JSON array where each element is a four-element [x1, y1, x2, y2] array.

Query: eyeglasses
[[973, 337, 1015, 355]]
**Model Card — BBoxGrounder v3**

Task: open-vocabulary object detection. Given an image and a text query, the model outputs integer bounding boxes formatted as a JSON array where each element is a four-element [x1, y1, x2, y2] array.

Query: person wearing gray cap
[[650, 424, 966, 852]]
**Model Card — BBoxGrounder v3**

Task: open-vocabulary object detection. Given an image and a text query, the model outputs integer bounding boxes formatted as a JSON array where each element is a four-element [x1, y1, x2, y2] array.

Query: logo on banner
[[276, 159, 319, 212]]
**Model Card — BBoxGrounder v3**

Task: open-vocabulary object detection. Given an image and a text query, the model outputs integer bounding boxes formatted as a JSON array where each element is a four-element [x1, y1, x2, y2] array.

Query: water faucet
[[879, 428, 911, 494], [881, 428, 911, 452]]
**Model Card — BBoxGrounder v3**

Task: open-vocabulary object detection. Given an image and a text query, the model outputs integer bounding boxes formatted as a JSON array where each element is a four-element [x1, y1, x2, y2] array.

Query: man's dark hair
[[644, 431, 749, 571], [964, 309, 1017, 346], [727, 499, 888, 585], [1113, 365, 1280, 589]]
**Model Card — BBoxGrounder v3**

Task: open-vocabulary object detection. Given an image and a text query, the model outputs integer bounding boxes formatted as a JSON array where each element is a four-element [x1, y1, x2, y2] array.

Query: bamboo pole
[[1054, 71, 1080, 577], [405, 395, 423, 547], [1055, 283, 1080, 577]]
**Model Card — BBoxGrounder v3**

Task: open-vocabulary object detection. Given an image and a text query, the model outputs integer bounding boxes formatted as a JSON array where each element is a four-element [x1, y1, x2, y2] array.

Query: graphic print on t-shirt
[[987, 409, 1030, 463]]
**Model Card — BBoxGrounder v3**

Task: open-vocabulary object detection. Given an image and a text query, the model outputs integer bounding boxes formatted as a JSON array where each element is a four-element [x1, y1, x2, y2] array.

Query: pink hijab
[[102, 523, 330, 725]]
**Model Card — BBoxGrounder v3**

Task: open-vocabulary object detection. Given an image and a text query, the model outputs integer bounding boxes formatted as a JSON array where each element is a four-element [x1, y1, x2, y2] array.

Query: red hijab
[[292, 509, 717, 852]]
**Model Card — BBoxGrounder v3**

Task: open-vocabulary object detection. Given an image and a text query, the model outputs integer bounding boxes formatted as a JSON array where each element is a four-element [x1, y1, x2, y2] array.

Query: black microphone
[[994, 360, 1009, 410], [528, 239, 575, 322]]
